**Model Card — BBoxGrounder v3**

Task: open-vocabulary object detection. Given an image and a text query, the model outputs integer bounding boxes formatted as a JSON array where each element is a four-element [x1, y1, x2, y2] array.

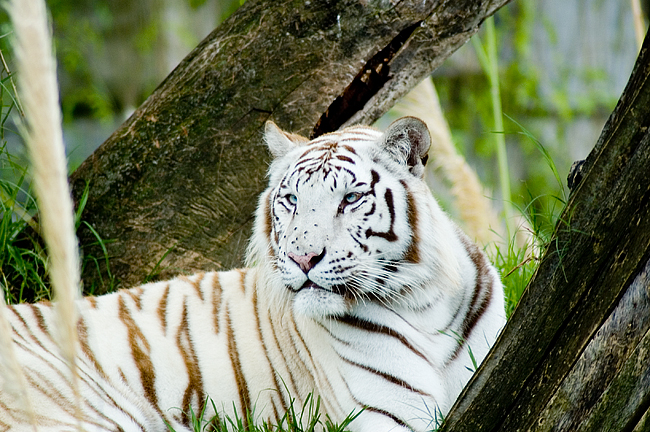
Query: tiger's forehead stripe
[[296, 142, 359, 164], [302, 143, 358, 163], [279, 142, 364, 192], [309, 127, 380, 146]]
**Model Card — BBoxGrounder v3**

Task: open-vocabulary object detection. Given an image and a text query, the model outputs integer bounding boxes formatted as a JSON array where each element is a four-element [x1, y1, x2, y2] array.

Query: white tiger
[[0, 116, 505, 431]]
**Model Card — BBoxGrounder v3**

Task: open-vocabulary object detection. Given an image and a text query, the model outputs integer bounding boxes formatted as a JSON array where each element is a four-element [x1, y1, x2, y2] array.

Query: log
[[440, 29, 650, 432], [69, 0, 511, 290]]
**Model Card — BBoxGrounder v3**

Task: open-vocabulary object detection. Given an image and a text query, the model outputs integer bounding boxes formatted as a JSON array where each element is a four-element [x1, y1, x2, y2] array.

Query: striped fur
[[0, 117, 505, 431]]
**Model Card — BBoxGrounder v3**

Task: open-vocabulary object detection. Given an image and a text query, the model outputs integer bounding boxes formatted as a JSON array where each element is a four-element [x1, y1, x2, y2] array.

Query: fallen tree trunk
[[69, 0, 511, 290], [441, 29, 650, 432]]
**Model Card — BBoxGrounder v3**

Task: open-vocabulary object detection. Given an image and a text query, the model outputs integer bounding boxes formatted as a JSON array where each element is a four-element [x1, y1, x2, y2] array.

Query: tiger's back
[[4, 270, 277, 431], [1, 117, 505, 432]]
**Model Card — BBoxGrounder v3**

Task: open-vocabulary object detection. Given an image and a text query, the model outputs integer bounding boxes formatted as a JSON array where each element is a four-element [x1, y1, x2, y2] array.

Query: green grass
[[0, 159, 49, 302], [165, 395, 362, 432], [0, 60, 50, 303], [0, 140, 117, 302], [487, 121, 566, 317], [0, 62, 116, 304]]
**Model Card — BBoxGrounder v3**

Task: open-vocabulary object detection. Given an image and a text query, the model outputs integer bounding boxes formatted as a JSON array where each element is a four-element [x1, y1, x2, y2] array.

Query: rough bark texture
[[440, 29, 650, 432], [70, 0, 511, 290]]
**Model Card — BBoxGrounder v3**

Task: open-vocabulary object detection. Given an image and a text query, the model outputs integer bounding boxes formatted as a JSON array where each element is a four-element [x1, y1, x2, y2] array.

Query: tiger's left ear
[[264, 121, 309, 158], [381, 116, 431, 177]]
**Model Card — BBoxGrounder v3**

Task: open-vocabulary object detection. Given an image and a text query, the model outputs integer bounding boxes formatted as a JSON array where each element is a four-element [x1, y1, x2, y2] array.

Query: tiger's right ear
[[264, 121, 309, 158], [381, 116, 431, 177]]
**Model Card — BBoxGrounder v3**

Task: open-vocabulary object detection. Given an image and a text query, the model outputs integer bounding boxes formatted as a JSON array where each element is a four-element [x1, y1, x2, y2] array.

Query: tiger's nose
[[288, 250, 325, 274]]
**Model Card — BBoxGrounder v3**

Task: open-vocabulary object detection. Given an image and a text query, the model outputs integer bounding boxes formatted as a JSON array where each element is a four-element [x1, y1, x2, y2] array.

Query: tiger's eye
[[344, 192, 362, 204], [287, 194, 298, 205]]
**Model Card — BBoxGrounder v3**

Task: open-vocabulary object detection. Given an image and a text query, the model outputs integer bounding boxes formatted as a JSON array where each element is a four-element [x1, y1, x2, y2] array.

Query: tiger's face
[[259, 118, 432, 319]]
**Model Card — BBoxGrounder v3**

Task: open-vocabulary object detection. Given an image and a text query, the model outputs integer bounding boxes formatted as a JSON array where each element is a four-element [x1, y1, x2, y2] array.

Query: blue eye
[[287, 194, 298, 205], [344, 192, 362, 204]]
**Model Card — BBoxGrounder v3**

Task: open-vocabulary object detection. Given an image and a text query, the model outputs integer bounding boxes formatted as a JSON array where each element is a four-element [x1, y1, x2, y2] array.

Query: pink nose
[[288, 251, 324, 273]]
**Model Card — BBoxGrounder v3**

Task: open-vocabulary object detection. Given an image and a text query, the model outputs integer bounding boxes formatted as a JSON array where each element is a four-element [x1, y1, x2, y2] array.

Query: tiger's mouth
[[296, 280, 347, 296], [297, 280, 325, 292]]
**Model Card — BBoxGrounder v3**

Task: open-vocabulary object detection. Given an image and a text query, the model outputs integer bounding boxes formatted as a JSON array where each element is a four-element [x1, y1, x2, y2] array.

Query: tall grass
[[468, 16, 566, 317], [472, 16, 514, 239], [0, 41, 115, 305], [0, 44, 51, 303]]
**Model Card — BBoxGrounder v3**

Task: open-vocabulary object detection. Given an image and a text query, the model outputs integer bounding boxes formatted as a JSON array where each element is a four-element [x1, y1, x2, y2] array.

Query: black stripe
[[350, 234, 369, 253], [340, 356, 428, 396], [370, 170, 380, 192], [364, 406, 410, 429], [334, 315, 430, 363], [264, 192, 273, 243], [363, 202, 376, 217], [338, 166, 358, 183], [336, 155, 354, 163], [400, 180, 420, 263], [365, 188, 398, 241], [452, 233, 495, 359]]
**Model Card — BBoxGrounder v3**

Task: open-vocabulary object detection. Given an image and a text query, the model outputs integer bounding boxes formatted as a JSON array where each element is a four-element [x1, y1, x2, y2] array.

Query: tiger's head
[[249, 117, 463, 319]]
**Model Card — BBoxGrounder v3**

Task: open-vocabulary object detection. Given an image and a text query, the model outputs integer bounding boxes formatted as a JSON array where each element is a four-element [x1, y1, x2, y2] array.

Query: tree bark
[[440, 29, 650, 432], [70, 0, 511, 290]]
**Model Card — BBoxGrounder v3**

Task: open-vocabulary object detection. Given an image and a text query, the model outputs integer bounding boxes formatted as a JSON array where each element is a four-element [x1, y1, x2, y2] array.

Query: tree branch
[[441, 28, 650, 432], [70, 0, 511, 289]]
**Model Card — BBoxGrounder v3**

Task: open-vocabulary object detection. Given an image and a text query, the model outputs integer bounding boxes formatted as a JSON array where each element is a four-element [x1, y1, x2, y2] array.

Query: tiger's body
[[0, 117, 506, 432]]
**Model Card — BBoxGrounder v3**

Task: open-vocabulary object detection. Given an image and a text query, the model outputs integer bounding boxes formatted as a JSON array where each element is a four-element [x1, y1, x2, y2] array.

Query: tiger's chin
[[292, 283, 349, 319]]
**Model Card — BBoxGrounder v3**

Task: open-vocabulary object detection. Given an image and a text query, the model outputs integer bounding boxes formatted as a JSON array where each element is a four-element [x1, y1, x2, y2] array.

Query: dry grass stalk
[[8, 0, 83, 427]]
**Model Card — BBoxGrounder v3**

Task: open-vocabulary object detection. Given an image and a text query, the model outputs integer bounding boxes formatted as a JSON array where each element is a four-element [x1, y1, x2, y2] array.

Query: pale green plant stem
[[0, 188, 40, 233], [472, 17, 513, 238]]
